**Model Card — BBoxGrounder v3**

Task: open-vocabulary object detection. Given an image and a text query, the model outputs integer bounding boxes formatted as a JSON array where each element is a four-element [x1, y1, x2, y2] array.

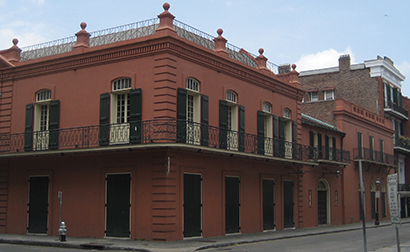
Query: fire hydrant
[[58, 221, 67, 242]]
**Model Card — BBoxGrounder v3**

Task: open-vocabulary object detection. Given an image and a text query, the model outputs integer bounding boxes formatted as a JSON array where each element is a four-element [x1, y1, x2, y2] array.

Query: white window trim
[[324, 90, 335, 100], [186, 78, 201, 145], [110, 78, 132, 144], [310, 92, 318, 102], [226, 91, 238, 151]]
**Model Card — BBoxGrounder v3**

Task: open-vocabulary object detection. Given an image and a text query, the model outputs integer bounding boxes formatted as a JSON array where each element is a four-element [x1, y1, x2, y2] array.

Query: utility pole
[[359, 160, 368, 252]]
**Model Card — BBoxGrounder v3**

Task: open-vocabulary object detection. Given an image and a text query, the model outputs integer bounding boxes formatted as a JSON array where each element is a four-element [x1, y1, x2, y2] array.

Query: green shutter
[[257, 111, 265, 154], [129, 89, 142, 144], [239, 105, 245, 152], [309, 131, 314, 159], [278, 117, 285, 158], [219, 100, 228, 149], [24, 104, 34, 152], [325, 135, 329, 160], [99, 93, 110, 146], [357, 132, 363, 159], [317, 133, 322, 159], [292, 120, 297, 159], [177, 88, 187, 143], [273, 115, 279, 157], [49, 100, 60, 150], [201, 95, 209, 147]]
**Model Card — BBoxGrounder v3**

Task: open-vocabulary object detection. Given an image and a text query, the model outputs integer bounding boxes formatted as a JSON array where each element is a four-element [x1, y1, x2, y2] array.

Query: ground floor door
[[318, 180, 329, 225], [283, 181, 294, 228], [318, 191, 327, 224], [183, 173, 202, 238], [105, 174, 131, 237], [27, 176, 49, 234], [225, 176, 240, 234], [263, 179, 275, 230]]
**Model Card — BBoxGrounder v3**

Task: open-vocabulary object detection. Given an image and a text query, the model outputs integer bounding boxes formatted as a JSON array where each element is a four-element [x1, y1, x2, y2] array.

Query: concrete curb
[[0, 221, 406, 252]]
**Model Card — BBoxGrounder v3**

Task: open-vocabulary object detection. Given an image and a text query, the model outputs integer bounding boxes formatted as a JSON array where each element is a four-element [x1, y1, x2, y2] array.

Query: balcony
[[353, 147, 396, 167], [394, 137, 410, 154], [384, 101, 408, 121], [0, 119, 316, 164], [312, 146, 350, 165]]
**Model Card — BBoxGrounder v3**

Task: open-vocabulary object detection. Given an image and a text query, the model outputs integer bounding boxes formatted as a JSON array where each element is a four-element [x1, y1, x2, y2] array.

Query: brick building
[[0, 3, 356, 241], [299, 54, 403, 223]]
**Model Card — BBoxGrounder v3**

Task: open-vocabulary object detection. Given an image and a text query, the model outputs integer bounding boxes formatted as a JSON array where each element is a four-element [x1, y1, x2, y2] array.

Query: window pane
[[227, 91, 237, 103], [186, 78, 199, 92], [113, 78, 131, 91]]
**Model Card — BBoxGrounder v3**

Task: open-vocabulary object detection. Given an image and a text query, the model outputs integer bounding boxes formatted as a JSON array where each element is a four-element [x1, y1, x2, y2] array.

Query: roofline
[[299, 63, 365, 76], [302, 113, 345, 135]]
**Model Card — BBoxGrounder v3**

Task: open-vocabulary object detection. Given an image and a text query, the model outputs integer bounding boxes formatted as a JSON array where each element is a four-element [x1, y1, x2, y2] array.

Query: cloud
[[295, 48, 356, 71]]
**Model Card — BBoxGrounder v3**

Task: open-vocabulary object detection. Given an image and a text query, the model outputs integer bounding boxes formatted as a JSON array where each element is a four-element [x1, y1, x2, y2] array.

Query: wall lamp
[[323, 170, 340, 178]]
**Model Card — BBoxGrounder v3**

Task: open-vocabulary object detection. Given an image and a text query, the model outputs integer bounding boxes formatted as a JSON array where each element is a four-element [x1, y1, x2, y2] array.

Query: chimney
[[339, 54, 350, 72], [279, 64, 291, 74]]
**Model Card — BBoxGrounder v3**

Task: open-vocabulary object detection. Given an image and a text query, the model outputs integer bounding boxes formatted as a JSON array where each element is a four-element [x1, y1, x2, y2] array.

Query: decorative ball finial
[[163, 2, 170, 11], [12, 38, 19, 46], [217, 28, 223, 36], [292, 64, 297, 70], [259, 48, 264, 55], [80, 22, 87, 30]]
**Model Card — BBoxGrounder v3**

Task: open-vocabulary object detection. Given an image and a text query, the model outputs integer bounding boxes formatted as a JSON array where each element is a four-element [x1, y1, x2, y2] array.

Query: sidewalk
[[0, 220, 408, 252]]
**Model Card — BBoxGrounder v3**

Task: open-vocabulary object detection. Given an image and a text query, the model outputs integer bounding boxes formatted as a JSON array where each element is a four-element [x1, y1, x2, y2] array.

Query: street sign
[[387, 174, 400, 225]]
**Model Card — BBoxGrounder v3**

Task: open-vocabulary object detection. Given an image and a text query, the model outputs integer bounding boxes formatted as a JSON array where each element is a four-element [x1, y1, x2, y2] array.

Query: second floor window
[[24, 89, 60, 152], [186, 78, 200, 124], [226, 91, 238, 132], [112, 78, 132, 124]]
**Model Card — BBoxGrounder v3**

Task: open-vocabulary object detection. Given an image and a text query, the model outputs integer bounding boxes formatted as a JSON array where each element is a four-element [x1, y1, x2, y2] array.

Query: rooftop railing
[[0, 119, 313, 163], [19, 18, 279, 73]]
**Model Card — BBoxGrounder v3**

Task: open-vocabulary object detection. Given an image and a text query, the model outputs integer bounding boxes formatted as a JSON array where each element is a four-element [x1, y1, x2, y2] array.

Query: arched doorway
[[318, 180, 330, 225]]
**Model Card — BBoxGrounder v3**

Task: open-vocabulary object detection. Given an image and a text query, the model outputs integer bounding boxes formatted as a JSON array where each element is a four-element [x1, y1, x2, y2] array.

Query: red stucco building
[[300, 55, 401, 225], [0, 3, 398, 241]]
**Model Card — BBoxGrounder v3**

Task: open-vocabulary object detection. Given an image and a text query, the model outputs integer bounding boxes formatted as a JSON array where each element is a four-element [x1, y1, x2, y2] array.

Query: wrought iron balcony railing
[[385, 101, 408, 119], [0, 119, 314, 163], [310, 146, 350, 164], [353, 147, 396, 166], [395, 137, 410, 153], [398, 184, 410, 192]]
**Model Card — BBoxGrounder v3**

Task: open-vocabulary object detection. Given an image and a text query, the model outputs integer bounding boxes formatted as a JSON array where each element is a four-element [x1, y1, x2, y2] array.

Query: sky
[[1, 0, 410, 96]]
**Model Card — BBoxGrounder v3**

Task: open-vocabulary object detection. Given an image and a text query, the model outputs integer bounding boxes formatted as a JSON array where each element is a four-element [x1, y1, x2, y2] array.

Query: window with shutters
[[309, 131, 321, 160], [283, 108, 292, 158], [110, 78, 132, 144], [186, 78, 201, 145], [369, 136, 374, 161], [33, 90, 52, 150], [263, 102, 273, 155], [226, 91, 238, 150], [327, 135, 335, 160]]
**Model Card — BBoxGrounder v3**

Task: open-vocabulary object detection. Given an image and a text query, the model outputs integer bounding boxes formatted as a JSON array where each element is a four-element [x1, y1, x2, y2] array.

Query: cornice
[[0, 35, 301, 99], [365, 59, 405, 88]]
